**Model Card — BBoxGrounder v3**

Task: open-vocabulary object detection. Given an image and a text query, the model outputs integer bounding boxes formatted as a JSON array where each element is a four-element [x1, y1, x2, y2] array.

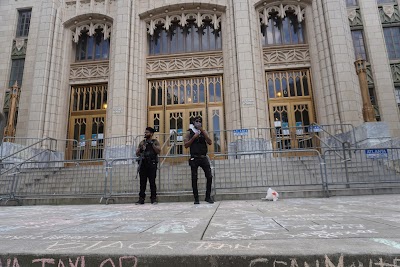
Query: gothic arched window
[[76, 28, 110, 61], [148, 19, 222, 55], [261, 11, 305, 46]]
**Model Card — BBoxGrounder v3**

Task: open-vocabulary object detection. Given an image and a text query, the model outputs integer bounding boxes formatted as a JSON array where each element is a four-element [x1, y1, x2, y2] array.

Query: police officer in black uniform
[[135, 127, 161, 205], [184, 116, 214, 204]]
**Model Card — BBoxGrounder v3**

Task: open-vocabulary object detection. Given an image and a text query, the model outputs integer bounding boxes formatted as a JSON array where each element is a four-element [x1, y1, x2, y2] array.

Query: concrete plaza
[[1, 195, 400, 266]]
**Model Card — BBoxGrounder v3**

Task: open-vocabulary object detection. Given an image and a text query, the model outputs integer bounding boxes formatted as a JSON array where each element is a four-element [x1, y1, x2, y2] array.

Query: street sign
[[309, 125, 322, 133], [365, 149, 388, 159], [233, 129, 249, 136]]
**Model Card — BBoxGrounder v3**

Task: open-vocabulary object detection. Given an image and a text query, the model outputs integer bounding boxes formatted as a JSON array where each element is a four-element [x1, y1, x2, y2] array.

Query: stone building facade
[[1, 0, 400, 158]]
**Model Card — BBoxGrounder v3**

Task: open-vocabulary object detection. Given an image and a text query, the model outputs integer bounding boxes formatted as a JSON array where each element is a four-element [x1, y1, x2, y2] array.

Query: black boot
[[194, 197, 200, 204], [135, 197, 145, 205], [151, 198, 158, 205], [204, 197, 214, 204]]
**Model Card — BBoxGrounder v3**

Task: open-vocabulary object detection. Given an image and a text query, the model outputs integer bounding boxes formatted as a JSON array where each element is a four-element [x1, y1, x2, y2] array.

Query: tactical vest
[[189, 129, 208, 157], [143, 139, 158, 162]]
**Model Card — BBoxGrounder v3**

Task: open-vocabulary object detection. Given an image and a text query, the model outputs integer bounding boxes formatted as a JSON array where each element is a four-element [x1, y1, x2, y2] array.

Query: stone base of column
[[355, 122, 392, 147]]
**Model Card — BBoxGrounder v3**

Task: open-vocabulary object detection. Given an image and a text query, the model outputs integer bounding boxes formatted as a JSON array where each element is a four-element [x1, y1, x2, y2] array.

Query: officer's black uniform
[[188, 129, 213, 202], [138, 139, 158, 202]]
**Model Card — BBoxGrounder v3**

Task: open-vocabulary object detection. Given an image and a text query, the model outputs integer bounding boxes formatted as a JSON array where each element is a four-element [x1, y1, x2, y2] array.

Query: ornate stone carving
[[263, 45, 310, 67], [71, 21, 112, 43], [146, 52, 223, 74], [259, 4, 305, 26], [390, 63, 400, 83], [11, 39, 28, 58], [70, 61, 109, 82], [348, 8, 363, 27], [383, 4, 395, 18], [379, 4, 400, 24], [146, 12, 221, 36]]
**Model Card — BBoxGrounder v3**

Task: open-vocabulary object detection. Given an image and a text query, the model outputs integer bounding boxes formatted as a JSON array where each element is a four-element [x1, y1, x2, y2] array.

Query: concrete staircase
[[2, 150, 400, 205]]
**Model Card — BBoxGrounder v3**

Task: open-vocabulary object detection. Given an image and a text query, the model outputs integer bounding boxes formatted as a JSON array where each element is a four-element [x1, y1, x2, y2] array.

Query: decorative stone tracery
[[71, 21, 112, 43], [258, 4, 305, 26], [146, 12, 221, 36]]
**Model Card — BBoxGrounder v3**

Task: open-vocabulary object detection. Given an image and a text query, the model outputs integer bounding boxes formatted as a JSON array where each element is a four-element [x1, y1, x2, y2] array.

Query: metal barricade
[[208, 124, 357, 155], [12, 159, 108, 199], [108, 158, 140, 197], [212, 150, 326, 195], [324, 148, 400, 190], [108, 155, 208, 198], [157, 154, 194, 194], [0, 162, 18, 202], [1, 137, 57, 163]]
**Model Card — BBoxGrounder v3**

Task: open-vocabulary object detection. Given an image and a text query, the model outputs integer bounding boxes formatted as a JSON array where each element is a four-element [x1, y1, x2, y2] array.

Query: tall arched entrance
[[144, 7, 225, 156]]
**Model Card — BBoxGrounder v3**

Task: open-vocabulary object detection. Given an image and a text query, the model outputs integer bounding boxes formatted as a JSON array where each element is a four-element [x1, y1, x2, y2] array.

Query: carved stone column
[[355, 57, 376, 122]]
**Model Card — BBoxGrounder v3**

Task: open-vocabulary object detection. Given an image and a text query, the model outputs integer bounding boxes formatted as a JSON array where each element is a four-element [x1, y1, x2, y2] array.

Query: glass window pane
[[351, 30, 367, 60], [215, 81, 222, 102], [9, 59, 25, 87], [177, 27, 184, 53], [193, 25, 200, 52], [102, 39, 110, 59], [268, 79, 275, 98], [16, 10, 32, 37], [384, 27, 400, 60], [157, 86, 163, 105], [201, 27, 208, 51], [199, 82, 205, 103], [282, 17, 291, 44], [209, 82, 215, 102], [346, 0, 358, 6], [161, 30, 168, 54], [88, 36, 94, 60]]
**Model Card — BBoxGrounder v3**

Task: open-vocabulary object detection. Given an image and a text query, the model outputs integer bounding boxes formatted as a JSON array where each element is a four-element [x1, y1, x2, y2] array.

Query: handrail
[[1, 147, 53, 176], [160, 131, 176, 153], [159, 131, 178, 168], [310, 123, 355, 147], [0, 137, 55, 162], [300, 133, 350, 161]]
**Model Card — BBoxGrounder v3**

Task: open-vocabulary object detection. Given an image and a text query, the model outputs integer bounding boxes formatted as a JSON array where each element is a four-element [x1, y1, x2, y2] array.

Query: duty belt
[[191, 155, 207, 158]]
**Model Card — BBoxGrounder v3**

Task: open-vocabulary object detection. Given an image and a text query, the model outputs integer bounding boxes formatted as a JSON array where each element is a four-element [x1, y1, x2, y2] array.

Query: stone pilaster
[[360, 0, 400, 137], [24, 0, 61, 139], [319, 0, 363, 127], [230, 0, 259, 128], [107, 0, 132, 137]]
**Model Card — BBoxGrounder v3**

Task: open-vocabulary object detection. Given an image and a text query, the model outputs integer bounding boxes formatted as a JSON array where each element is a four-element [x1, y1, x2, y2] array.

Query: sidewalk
[[1, 195, 400, 266]]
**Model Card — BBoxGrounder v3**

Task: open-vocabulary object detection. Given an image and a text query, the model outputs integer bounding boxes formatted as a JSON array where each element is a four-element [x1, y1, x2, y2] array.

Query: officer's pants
[[138, 160, 157, 200], [189, 157, 213, 199]]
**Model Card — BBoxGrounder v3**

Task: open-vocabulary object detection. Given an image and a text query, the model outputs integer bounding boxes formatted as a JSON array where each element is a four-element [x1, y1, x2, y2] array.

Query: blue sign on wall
[[233, 129, 249, 136], [365, 149, 388, 159], [309, 125, 322, 133]]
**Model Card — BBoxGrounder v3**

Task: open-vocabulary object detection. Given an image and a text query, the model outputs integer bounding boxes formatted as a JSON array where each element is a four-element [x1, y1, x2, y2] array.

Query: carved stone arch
[[256, 1, 310, 26], [140, 3, 226, 36], [63, 13, 113, 43]]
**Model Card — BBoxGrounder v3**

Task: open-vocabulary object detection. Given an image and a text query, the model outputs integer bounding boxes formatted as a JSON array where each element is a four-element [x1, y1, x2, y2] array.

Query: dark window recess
[[75, 29, 110, 61], [16, 9, 32, 37], [9, 59, 25, 87]]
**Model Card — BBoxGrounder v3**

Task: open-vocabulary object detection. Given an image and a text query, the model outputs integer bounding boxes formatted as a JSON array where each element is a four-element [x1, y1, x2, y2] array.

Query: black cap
[[193, 116, 202, 122], [146, 127, 155, 133]]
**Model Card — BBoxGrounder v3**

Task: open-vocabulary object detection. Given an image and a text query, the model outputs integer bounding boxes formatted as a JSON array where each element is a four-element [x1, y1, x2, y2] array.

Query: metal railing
[[0, 137, 56, 162], [2, 146, 400, 205], [2, 160, 107, 203], [207, 123, 357, 155], [323, 148, 400, 191]]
